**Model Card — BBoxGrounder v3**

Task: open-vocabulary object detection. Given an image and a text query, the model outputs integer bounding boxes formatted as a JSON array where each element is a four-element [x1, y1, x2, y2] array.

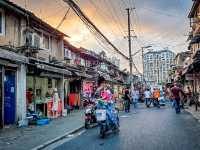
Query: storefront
[[68, 78, 81, 109], [182, 50, 200, 94], [0, 49, 27, 128], [0, 66, 17, 127], [26, 76, 63, 117], [64, 70, 94, 109], [26, 59, 71, 118]]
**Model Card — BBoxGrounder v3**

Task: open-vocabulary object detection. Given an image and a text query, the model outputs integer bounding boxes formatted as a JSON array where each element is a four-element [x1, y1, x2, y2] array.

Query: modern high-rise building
[[143, 49, 175, 85]]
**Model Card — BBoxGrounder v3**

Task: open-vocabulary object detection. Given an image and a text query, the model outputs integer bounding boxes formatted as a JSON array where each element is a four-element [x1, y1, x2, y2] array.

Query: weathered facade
[[0, 0, 129, 128], [185, 0, 200, 94]]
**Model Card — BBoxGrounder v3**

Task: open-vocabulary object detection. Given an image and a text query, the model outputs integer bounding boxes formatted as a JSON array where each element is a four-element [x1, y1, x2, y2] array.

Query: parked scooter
[[85, 104, 97, 129], [96, 100, 120, 138]]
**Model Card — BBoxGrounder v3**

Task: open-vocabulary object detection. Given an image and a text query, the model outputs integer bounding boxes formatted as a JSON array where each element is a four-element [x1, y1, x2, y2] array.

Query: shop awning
[[40, 72, 63, 79], [36, 64, 72, 76], [81, 73, 93, 79], [0, 48, 28, 63], [72, 71, 93, 79]]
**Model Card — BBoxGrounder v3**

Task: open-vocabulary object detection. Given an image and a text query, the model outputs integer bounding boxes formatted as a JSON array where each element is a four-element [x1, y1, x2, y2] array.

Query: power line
[[103, 0, 127, 36], [63, 0, 129, 60], [88, 0, 122, 37], [56, 8, 70, 29]]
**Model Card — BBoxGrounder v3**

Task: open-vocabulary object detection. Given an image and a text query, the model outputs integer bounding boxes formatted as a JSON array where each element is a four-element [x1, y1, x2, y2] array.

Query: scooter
[[96, 102, 120, 138], [84, 104, 97, 129]]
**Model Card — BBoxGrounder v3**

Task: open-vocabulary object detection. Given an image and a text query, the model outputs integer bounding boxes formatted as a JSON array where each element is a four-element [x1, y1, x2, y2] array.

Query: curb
[[31, 125, 84, 150]]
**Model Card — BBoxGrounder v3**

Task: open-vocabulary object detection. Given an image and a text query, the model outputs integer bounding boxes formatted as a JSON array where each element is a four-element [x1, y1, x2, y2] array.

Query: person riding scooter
[[153, 88, 160, 108], [96, 99, 119, 138]]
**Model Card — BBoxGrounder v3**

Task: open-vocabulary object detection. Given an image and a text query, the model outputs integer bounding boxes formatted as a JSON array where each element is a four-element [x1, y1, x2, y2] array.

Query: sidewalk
[[0, 110, 84, 150], [185, 105, 200, 122]]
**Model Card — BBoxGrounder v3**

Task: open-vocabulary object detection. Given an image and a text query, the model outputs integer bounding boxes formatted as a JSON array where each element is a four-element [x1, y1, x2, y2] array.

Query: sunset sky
[[11, 0, 192, 73]]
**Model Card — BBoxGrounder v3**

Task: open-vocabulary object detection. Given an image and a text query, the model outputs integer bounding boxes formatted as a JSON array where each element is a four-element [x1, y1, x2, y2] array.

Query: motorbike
[[84, 104, 97, 129], [96, 100, 120, 138]]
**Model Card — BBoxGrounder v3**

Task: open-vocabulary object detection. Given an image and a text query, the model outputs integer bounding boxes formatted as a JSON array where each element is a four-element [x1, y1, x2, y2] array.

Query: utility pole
[[126, 8, 132, 75]]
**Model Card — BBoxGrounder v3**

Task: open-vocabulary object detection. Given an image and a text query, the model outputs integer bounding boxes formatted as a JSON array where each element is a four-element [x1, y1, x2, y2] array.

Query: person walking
[[186, 86, 193, 106], [171, 83, 186, 114], [131, 87, 140, 110], [124, 88, 131, 113], [144, 88, 152, 107]]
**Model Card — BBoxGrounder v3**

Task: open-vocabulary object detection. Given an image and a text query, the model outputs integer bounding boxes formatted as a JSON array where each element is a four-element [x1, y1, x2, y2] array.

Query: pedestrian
[[166, 84, 175, 108], [186, 86, 193, 106], [131, 87, 140, 110], [171, 83, 186, 114], [144, 88, 152, 107], [179, 85, 186, 109], [153, 88, 160, 108], [124, 88, 131, 113]]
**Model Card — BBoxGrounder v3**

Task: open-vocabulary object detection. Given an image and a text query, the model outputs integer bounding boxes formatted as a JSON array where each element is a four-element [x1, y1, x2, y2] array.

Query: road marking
[[120, 115, 130, 118]]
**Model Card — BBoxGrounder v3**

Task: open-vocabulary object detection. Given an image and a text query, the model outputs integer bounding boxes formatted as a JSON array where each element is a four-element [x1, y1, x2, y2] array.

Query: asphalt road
[[53, 105, 200, 150]]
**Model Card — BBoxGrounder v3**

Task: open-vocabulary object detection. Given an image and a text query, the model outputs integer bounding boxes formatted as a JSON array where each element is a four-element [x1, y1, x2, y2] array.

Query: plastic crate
[[37, 119, 50, 126]]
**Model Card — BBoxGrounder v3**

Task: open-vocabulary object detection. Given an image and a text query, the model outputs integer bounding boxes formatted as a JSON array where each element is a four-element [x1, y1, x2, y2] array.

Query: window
[[150, 55, 153, 60], [33, 34, 41, 48], [0, 9, 5, 36], [64, 48, 72, 59], [81, 58, 85, 66], [43, 34, 50, 50]]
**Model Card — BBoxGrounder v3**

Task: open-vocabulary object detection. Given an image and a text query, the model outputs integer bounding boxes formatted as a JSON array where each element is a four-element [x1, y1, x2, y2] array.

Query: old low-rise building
[[0, 0, 129, 128], [185, 0, 200, 94]]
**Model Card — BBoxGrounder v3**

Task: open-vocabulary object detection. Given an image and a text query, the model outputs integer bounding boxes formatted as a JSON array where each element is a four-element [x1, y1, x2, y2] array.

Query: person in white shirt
[[144, 88, 152, 107], [132, 88, 140, 109]]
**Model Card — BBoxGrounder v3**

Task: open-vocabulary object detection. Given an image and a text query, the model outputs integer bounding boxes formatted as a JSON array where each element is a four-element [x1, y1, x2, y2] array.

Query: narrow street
[[46, 105, 200, 150], [1, 1, 200, 150]]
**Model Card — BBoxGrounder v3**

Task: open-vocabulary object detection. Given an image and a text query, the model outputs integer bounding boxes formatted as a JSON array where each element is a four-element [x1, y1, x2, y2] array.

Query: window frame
[[42, 33, 50, 50], [0, 9, 5, 36]]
